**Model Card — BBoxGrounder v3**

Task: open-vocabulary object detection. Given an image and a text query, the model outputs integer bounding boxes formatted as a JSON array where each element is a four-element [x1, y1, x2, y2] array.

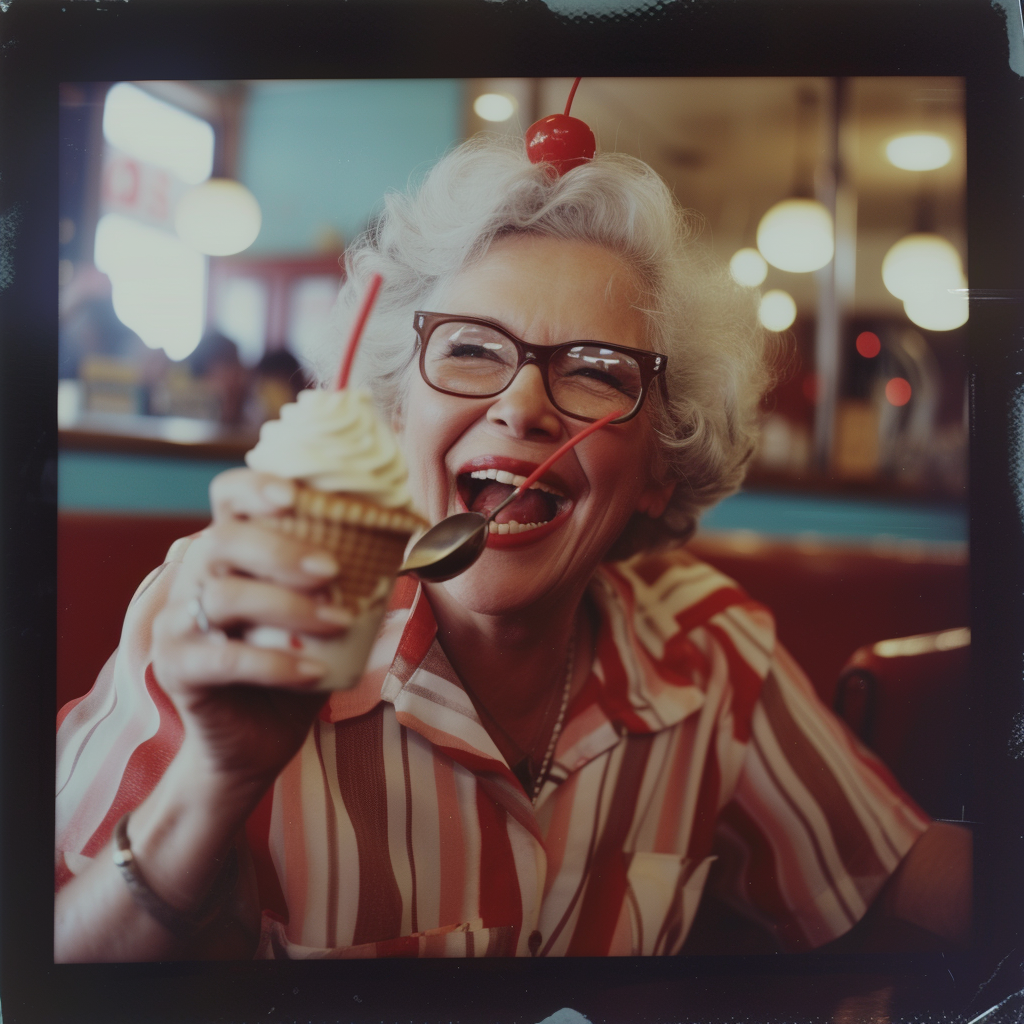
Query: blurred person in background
[[186, 330, 251, 426], [246, 349, 309, 426]]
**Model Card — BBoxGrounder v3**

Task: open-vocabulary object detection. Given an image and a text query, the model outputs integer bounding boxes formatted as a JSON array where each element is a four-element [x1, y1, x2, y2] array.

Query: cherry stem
[[564, 77, 582, 117], [516, 410, 620, 496], [335, 272, 383, 391]]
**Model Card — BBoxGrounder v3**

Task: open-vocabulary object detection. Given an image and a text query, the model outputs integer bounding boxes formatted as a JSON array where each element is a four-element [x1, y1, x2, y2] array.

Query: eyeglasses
[[413, 311, 668, 424]]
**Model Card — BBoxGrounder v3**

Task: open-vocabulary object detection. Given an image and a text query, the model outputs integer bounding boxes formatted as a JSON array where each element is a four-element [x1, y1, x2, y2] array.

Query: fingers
[[183, 521, 339, 592], [196, 576, 352, 635], [210, 469, 295, 523], [170, 633, 328, 691]]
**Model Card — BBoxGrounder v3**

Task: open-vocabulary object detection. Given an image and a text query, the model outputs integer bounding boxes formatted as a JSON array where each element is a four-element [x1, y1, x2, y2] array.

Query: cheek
[[397, 390, 484, 501], [591, 431, 656, 500]]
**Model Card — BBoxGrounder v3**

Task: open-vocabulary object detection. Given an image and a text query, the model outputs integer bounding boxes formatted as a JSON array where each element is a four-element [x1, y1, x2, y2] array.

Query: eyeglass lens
[[423, 321, 642, 420]]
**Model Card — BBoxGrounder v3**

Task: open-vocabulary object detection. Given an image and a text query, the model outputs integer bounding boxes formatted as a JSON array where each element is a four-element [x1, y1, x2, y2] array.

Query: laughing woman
[[54, 139, 970, 961]]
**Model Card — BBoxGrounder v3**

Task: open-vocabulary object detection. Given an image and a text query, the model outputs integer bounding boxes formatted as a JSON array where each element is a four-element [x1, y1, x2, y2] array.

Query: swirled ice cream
[[245, 387, 416, 510], [244, 387, 427, 691]]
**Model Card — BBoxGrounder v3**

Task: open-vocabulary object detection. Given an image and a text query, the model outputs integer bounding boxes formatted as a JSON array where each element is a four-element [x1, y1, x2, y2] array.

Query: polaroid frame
[[2, 1, 1023, 1021]]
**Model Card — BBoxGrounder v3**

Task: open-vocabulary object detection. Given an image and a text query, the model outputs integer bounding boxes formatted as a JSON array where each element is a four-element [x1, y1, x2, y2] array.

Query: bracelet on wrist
[[112, 813, 239, 940]]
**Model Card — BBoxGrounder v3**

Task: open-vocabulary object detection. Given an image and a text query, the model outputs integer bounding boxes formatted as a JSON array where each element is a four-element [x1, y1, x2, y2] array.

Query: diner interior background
[[58, 79, 970, 820]]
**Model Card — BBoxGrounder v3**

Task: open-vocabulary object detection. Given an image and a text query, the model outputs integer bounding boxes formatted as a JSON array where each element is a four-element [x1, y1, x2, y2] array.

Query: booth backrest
[[58, 512, 210, 710], [686, 533, 968, 707], [833, 630, 971, 820], [57, 514, 969, 714]]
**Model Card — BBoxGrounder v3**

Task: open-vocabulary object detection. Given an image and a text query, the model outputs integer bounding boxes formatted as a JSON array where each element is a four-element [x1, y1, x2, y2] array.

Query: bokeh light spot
[[856, 331, 881, 358], [729, 247, 768, 287], [474, 93, 516, 122], [758, 289, 797, 332], [885, 377, 912, 407]]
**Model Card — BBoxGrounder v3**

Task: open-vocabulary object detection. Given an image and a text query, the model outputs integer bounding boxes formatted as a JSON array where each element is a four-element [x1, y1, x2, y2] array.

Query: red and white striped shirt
[[56, 540, 929, 958]]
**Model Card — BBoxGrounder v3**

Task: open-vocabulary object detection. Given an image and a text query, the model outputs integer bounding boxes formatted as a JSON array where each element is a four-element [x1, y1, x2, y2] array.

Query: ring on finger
[[187, 585, 212, 634]]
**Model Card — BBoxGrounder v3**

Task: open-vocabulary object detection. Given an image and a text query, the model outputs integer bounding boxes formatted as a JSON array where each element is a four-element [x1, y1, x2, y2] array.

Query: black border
[[4, 1, 1024, 1021]]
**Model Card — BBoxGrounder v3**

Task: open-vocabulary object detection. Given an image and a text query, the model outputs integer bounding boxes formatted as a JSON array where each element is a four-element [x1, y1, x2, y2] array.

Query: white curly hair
[[312, 136, 780, 553]]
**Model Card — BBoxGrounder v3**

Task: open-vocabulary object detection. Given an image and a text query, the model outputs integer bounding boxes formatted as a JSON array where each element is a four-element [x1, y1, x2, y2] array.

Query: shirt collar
[[321, 550, 772, 773]]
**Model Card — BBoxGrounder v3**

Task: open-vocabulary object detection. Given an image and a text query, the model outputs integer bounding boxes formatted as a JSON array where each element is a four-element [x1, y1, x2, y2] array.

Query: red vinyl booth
[[58, 512, 969, 717], [833, 629, 970, 821]]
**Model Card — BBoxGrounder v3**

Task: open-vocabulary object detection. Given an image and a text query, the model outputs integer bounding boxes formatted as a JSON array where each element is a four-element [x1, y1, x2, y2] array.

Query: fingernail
[[297, 659, 326, 678], [316, 604, 353, 626], [264, 481, 294, 508], [300, 553, 339, 577]]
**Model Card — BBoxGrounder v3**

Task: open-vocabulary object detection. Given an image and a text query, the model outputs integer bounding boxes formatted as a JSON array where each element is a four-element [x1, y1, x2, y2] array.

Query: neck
[[424, 580, 595, 758]]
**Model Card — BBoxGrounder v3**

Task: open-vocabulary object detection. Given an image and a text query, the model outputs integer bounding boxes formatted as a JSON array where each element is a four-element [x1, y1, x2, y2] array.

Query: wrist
[[113, 813, 239, 938], [122, 753, 259, 919]]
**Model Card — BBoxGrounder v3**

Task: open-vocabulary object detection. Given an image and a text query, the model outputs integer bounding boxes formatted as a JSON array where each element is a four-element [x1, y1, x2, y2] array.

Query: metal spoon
[[397, 410, 621, 583]]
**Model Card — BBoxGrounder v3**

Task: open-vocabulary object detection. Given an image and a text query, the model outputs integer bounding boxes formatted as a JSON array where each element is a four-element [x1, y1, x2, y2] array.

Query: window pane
[[215, 277, 268, 367], [102, 83, 214, 185], [288, 275, 341, 374], [94, 213, 206, 361]]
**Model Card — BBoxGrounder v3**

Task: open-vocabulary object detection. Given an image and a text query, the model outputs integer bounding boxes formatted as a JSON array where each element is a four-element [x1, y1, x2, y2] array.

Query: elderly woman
[[54, 140, 970, 961]]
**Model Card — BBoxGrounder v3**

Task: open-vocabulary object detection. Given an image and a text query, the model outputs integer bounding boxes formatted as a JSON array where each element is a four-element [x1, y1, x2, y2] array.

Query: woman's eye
[[442, 340, 514, 366], [567, 367, 633, 393], [447, 343, 492, 358]]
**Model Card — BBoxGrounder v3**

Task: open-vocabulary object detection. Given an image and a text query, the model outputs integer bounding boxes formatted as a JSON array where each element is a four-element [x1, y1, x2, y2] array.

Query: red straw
[[564, 77, 582, 117], [515, 409, 620, 496], [335, 272, 383, 390]]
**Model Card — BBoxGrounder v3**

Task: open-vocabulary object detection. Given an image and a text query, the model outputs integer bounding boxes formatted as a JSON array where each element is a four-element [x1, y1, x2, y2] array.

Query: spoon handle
[[486, 409, 621, 523]]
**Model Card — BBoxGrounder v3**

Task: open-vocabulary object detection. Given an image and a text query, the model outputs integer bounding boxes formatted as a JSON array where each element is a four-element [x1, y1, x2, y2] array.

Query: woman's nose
[[486, 363, 563, 439]]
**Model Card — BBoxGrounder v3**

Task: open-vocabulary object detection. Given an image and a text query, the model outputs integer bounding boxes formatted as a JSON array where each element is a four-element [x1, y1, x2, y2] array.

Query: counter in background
[[59, 411, 968, 544]]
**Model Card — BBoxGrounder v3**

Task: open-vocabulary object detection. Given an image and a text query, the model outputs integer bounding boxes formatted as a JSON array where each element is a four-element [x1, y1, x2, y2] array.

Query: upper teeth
[[468, 468, 565, 497]]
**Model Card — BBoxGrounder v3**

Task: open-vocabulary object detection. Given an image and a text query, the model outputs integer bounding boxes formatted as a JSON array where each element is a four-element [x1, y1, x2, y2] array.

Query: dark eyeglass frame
[[413, 311, 669, 424]]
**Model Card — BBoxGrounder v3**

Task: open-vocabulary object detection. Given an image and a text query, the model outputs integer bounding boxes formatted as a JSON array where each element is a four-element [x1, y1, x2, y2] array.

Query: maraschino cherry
[[525, 77, 596, 176]]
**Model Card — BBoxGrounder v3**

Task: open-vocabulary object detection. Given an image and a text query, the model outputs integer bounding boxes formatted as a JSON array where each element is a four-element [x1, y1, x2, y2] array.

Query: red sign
[[100, 149, 190, 230]]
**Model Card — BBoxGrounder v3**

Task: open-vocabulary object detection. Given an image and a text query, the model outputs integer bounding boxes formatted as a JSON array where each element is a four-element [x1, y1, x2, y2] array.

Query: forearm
[[879, 821, 972, 943], [55, 747, 264, 962], [823, 822, 972, 953]]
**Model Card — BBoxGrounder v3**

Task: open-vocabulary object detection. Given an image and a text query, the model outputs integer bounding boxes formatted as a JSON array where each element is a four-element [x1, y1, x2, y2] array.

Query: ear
[[636, 479, 676, 519]]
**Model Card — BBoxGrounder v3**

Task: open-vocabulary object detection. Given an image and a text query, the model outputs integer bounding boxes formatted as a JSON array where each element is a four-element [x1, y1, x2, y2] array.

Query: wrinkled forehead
[[431, 234, 651, 348]]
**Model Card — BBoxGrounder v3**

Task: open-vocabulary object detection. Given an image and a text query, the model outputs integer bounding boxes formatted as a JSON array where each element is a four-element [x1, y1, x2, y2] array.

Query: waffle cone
[[261, 484, 427, 615]]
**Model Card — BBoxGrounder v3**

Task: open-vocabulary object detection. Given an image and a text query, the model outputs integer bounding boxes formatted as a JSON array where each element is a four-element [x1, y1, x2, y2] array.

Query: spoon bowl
[[396, 409, 620, 583], [398, 512, 489, 583]]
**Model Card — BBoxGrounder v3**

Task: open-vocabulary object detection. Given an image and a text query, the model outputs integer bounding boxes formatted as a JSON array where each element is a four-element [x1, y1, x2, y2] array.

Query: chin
[[433, 559, 556, 616]]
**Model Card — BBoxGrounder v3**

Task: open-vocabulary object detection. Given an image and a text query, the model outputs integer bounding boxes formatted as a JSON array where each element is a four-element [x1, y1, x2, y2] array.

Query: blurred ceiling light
[[756, 198, 834, 273], [758, 289, 797, 332], [903, 286, 969, 331], [474, 93, 516, 122], [94, 213, 206, 361], [885, 133, 952, 171], [882, 233, 967, 331], [175, 179, 262, 256], [881, 233, 963, 299], [103, 82, 214, 185], [729, 248, 768, 287]]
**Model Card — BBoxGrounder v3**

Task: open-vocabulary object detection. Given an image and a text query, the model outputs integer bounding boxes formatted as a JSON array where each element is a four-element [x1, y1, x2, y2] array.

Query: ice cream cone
[[262, 485, 426, 616]]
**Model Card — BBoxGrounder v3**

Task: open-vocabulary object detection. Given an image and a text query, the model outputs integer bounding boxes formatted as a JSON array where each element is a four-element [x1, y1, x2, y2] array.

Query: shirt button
[[528, 930, 543, 956]]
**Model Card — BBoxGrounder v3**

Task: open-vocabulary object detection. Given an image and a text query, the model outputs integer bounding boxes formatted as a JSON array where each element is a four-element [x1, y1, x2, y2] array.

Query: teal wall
[[59, 451, 243, 515], [58, 450, 967, 543], [239, 80, 463, 254]]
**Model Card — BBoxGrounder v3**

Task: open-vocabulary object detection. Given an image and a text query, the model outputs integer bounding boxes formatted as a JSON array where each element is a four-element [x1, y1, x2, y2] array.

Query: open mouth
[[457, 468, 573, 535]]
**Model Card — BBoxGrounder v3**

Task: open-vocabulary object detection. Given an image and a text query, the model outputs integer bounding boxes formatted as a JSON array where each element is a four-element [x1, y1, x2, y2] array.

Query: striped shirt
[[56, 540, 930, 958]]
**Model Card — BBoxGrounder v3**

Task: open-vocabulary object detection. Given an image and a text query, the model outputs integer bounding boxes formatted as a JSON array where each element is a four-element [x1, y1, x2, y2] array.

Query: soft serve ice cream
[[246, 388, 415, 510], [245, 387, 427, 691]]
